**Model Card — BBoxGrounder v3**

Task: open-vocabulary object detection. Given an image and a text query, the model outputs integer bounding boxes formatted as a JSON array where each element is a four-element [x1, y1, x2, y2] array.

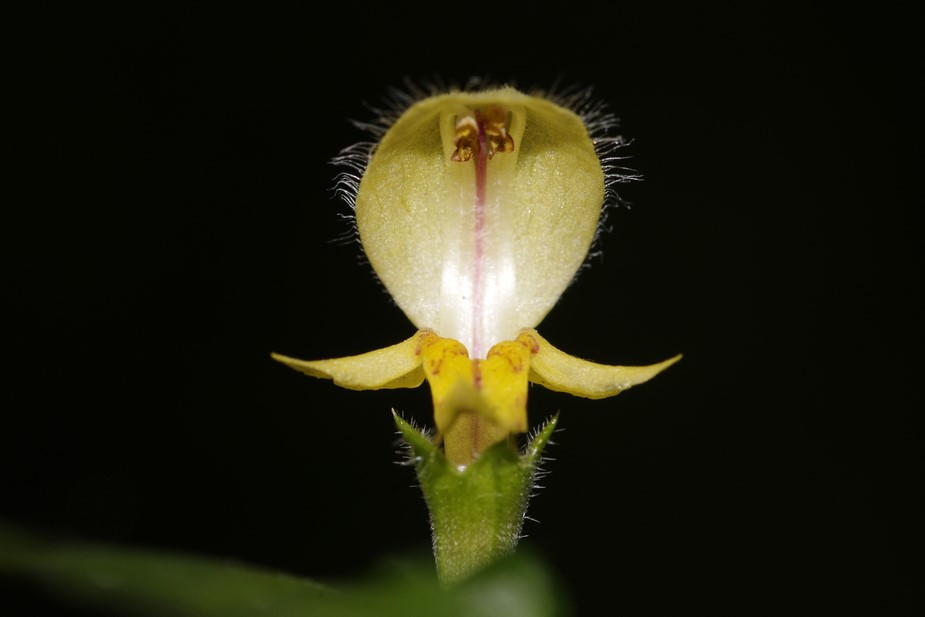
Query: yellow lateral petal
[[518, 329, 682, 399], [478, 339, 532, 434], [271, 330, 439, 390], [419, 337, 483, 435]]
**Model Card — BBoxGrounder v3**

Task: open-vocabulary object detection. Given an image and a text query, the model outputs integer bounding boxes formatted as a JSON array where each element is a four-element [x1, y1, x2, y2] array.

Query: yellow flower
[[274, 86, 680, 466]]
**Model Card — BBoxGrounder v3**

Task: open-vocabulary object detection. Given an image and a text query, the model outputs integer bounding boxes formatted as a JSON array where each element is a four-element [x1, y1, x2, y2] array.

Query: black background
[[3, 5, 920, 615]]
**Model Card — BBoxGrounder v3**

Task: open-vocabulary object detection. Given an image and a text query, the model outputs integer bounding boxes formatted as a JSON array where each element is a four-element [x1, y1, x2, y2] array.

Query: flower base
[[395, 413, 558, 585]]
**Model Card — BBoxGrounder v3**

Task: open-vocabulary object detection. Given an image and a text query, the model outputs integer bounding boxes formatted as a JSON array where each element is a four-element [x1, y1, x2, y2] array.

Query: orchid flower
[[273, 86, 680, 468]]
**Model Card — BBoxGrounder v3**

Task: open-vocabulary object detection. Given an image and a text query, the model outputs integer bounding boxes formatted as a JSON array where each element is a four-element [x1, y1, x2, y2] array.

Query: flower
[[273, 86, 680, 466]]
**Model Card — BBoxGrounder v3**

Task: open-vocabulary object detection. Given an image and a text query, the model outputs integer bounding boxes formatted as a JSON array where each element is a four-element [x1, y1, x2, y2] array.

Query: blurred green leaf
[[0, 522, 570, 616]]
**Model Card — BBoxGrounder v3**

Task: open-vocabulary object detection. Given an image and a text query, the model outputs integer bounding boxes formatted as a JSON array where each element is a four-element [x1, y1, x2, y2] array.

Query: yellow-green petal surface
[[519, 329, 682, 399], [355, 87, 605, 358], [271, 330, 438, 390]]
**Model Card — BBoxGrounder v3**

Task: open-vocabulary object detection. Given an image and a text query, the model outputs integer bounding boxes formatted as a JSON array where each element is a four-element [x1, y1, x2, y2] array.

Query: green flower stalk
[[273, 85, 680, 583]]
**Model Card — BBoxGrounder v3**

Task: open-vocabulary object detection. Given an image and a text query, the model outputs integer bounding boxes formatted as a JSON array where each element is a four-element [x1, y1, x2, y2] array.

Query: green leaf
[[1, 522, 331, 617], [0, 521, 571, 617]]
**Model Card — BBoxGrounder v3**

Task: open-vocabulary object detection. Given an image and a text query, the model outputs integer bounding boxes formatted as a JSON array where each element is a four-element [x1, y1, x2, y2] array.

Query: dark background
[[3, 5, 920, 615]]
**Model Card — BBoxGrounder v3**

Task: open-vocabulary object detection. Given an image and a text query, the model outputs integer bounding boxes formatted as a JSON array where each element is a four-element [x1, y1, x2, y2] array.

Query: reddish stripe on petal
[[472, 111, 488, 358]]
